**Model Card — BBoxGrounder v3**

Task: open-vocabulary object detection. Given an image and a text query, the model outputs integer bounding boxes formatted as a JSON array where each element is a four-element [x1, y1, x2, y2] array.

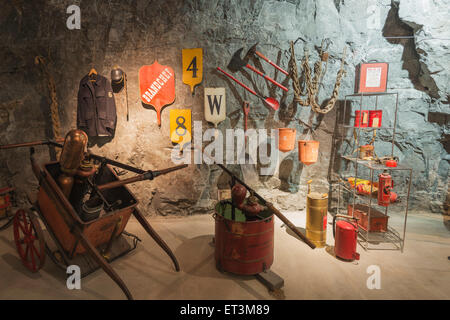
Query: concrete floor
[[0, 210, 449, 300]]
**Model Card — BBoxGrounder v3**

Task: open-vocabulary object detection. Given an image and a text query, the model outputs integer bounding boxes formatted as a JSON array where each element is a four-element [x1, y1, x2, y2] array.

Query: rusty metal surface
[[306, 195, 328, 248], [214, 206, 274, 276]]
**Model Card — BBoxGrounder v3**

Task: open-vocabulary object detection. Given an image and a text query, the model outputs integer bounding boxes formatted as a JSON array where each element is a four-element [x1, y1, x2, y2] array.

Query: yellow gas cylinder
[[305, 180, 328, 248]]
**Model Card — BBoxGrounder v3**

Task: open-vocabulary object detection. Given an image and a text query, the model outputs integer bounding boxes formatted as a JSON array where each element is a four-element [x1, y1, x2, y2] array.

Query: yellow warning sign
[[170, 109, 191, 147], [182, 48, 203, 94]]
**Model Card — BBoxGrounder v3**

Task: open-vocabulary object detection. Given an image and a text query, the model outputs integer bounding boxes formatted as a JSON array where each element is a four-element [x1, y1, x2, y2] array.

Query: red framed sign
[[355, 62, 388, 93]]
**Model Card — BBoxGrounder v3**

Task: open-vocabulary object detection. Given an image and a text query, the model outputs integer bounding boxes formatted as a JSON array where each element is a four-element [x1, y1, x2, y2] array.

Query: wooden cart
[[12, 147, 181, 300]]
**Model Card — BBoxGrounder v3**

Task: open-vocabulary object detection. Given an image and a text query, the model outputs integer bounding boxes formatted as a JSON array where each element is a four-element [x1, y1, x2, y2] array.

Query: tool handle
[[217, 67, 257, 97], [97, 164, 188, 190], [153, 164, 188, 177], [265, 202, 316, 249], [242, 101, 250, 114], [0, 138, 65, 150], [215, 162, 315, 249], [255, 51, 289, 76], [245, 64, 288, 92]]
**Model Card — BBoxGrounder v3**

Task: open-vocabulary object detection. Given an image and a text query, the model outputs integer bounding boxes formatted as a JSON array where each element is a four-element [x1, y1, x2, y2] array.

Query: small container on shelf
[[347, 204, 389, 233]]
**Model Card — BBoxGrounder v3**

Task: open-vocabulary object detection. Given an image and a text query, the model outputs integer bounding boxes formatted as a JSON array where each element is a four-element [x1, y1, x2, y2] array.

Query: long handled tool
[[246, 43, 289, 76], [200, 147, 315, 249], [217, 162, 315, 249], [242, 101, 250, 133], [97, 164, 188, 191], [228, 48, 288, 92], [217, 67, 279, 110], [0, 138, 65, 150], [242, 101, 250, 145]]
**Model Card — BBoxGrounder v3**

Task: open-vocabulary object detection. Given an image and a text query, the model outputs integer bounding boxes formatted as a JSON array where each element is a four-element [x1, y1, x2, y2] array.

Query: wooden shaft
[[245, 64, 288, 91], [88, 153, 146, 174], [216, 163, 316, 249], [98, 175, 145, 191], [97, 164, 188, 191], [132, 208, 180, 271], [266, 202, 315, 249], [217, 67, 258, 96], [77, 230, 133, 300], [153, 164, 188, 177], [0, 138, 64, 150], [255, 50, 289, 76]]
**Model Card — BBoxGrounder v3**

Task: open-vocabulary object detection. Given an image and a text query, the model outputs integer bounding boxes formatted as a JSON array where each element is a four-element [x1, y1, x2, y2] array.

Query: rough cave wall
[[0, 0, 448, 215]]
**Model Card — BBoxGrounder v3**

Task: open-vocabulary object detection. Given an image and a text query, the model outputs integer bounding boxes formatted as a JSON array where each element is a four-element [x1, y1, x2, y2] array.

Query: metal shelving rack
[[334, 92, 412, 252]]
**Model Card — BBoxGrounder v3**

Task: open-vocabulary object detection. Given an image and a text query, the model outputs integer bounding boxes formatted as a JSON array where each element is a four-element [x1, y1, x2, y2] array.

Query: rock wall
[[0, 0, 448, 215]]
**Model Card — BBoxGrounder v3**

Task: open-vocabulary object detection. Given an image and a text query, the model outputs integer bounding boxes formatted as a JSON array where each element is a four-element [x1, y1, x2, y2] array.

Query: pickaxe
[[228, 48, 288, 92], [246, 43, 289, 76]]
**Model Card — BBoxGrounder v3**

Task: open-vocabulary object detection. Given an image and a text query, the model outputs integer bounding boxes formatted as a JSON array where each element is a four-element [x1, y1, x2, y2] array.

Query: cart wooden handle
[[97, 164, 188, 191], [0, 138, 65, 150]]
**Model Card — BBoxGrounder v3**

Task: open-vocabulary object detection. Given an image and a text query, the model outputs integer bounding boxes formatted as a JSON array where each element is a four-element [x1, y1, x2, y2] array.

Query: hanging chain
[[289, 41, 347, 114]]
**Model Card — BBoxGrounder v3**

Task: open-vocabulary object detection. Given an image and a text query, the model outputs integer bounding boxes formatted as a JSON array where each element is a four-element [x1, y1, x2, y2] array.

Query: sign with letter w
[[204, 88, 226, 128]]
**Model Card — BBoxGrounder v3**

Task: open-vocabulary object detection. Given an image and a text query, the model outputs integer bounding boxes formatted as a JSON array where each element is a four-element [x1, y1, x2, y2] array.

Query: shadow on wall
[[279, 153, 303, 193]]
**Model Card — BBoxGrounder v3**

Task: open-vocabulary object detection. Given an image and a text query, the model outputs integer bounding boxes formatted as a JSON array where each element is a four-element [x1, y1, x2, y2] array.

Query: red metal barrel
[[214, 202, 274, 275], [333, 215, 360, 261]]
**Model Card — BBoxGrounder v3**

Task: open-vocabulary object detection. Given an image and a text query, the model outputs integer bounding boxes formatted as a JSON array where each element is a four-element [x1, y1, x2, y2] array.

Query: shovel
[[217, 67, 279, 110]]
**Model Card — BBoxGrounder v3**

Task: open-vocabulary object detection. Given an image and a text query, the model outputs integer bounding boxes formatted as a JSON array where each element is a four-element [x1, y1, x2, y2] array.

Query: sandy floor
[[0, 209, 449, 300]]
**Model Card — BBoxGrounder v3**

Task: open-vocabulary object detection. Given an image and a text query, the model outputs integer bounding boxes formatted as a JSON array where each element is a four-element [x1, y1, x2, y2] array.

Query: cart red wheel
[[13, 209, 46, 272]]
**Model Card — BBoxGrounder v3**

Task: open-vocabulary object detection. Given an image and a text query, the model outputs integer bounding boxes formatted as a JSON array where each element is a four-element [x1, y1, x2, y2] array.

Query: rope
[[289, 41, 310, 106], [34, 56, 61, 139], [289, 41, 347, 115]]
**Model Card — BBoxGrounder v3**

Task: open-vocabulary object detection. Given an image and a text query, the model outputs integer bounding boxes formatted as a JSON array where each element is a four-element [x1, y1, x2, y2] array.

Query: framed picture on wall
[[355, 62, 389, 93]]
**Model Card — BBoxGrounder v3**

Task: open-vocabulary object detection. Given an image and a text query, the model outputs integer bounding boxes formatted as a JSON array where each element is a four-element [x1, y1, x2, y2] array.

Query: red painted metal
[[348, 204, 389, 233], [368, 110, 382, 128], [13, 209, 46, 272], [214, 206, 274, 275], [354, 110, 369, 127], [333, 216, 360, 261], [378, 170, 393, 207]]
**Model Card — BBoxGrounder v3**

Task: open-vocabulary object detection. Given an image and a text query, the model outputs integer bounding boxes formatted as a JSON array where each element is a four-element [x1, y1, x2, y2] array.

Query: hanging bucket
[[278, 128, 296, 152], [298, 140, 319, 165]]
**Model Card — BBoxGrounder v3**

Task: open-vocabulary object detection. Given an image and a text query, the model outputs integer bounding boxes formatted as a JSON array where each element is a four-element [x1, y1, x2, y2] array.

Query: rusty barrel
[[306, 192, 328, 248], [214, 201, 274, 275]]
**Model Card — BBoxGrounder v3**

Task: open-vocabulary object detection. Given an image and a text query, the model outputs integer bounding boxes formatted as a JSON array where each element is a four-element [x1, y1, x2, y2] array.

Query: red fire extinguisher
[[378, 170, 393, 207], [333, 214, 360, 261]]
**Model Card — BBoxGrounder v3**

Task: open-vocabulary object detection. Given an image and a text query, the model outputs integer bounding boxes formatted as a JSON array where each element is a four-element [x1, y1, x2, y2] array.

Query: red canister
[[378, 170, 393, 207], [354, 110, 369, 127], [369, 110, 382, 128], [333, 215, 360, 261]]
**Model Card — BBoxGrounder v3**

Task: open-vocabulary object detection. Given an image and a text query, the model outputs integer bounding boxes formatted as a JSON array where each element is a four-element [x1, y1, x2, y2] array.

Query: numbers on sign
[[186, 56, 198, 78], [175, 116, 187, 136]]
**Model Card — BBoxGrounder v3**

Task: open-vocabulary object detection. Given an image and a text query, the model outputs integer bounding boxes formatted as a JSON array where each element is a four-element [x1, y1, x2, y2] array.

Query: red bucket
[[354, 110, 369, 127]]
